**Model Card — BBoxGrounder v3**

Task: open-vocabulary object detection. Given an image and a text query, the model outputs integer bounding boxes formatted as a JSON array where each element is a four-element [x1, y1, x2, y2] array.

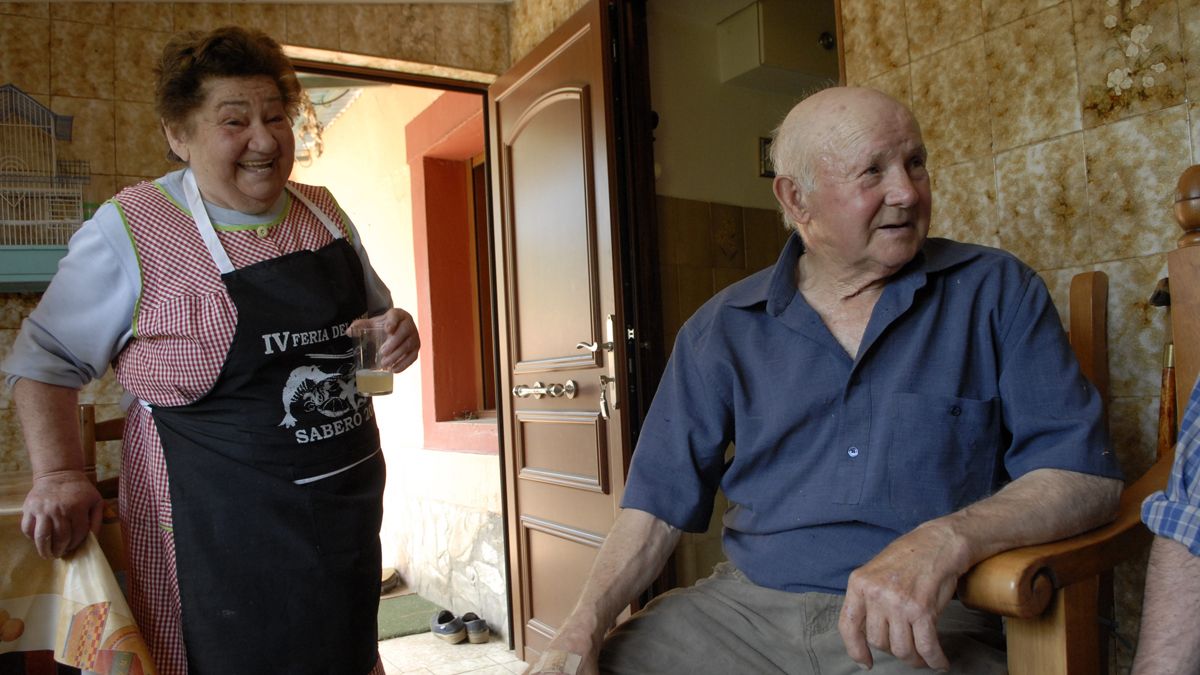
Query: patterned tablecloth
[[0, 472, 156, 674]]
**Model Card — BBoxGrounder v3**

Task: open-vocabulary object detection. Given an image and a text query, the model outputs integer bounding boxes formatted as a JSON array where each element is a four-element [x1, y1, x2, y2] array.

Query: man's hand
[[21, 469, 104, 559], [523, 627, 598, 674], [838, 521, 968, 671]]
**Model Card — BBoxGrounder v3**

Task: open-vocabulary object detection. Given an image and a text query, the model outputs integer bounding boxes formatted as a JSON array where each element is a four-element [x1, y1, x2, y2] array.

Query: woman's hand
[[21, 469, 104, 559], [350, 308, 420, 374]]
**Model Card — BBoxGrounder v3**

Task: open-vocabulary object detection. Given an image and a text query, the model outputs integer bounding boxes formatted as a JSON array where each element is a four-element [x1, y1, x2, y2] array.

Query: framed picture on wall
[[759, 137, 775, 178]]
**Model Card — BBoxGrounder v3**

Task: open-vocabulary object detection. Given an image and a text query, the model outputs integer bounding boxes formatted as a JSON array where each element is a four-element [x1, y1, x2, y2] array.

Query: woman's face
[[165, 75, 295, 215]]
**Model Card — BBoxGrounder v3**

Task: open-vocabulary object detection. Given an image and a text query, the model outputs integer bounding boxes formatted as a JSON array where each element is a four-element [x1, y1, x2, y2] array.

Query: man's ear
[[772, 175, 810, 225], [163, 120, 190, 163]]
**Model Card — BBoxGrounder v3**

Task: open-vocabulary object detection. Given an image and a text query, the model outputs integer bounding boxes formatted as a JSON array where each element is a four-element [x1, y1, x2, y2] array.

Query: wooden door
[[489, 0, 633, 663]]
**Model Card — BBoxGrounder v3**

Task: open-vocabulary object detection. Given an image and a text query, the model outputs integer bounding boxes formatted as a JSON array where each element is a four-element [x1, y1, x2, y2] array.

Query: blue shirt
[[1142, 377, 1200, 555], [622, 233, 1121, 594]]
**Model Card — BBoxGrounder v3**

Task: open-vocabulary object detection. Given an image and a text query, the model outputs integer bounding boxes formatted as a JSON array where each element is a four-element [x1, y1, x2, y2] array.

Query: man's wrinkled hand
[[837, 523, 967, 671], [20, 470, 103, 559]]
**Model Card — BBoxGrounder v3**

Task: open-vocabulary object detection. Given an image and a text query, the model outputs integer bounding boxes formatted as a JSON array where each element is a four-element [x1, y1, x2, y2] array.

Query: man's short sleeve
[[1143, 377, 1200, 555], [997, 270, 1121, 481], [621, 324, 733, 532]]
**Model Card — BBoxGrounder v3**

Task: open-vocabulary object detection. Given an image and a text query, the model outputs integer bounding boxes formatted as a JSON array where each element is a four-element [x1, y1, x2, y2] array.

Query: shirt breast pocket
[[887, 392, 1000, 528]]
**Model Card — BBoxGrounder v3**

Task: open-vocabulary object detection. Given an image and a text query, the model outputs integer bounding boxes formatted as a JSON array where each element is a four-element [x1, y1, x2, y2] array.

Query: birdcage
[[0, 83, 90, 247]]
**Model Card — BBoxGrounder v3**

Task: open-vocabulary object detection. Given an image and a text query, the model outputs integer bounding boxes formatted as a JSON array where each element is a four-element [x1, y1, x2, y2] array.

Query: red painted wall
[[407, 91, 497, 453]]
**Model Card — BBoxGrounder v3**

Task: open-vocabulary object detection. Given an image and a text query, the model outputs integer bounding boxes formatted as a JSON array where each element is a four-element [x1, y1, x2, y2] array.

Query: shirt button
[[255, 224, 270, 238], [847, 446, 860, 458], [949, 405, 962, 416]]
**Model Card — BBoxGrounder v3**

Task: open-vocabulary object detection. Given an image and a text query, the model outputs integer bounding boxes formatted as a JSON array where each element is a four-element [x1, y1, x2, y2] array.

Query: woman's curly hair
[[155, 26, 301, 159]]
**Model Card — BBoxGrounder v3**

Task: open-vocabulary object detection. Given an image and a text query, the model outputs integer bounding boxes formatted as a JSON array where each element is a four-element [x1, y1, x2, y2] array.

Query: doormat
[[378, 593, 440, 641]]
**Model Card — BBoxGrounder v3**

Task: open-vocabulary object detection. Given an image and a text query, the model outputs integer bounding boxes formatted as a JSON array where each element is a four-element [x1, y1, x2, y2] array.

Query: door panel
[[490, 0, 629, 662]]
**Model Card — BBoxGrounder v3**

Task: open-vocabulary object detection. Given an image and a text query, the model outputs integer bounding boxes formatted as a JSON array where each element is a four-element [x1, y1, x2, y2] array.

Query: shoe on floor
[[461, 612, 490, 643], [430, 609, 466, 644]]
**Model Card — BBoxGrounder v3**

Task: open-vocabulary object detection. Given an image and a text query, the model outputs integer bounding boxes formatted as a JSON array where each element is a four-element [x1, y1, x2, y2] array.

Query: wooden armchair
[[958, 166, 1200, 674]]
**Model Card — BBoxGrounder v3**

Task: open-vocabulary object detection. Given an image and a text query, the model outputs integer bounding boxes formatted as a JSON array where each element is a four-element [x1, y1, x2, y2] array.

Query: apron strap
[[183, 170, 345, 276], [183, 169, 235, 275]]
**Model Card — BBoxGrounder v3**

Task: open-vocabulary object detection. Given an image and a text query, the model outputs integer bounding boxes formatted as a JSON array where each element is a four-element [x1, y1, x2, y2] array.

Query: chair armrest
[[957, 458, 1171, 619]]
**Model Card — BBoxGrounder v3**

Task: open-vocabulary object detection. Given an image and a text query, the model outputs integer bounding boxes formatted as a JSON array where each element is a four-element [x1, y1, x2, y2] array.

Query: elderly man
[[1133, 377, 1200, 674], [526, 86, 1122, 675]]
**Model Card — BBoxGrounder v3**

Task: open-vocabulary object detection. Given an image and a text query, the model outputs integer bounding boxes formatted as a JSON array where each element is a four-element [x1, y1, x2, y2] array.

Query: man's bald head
[[770, 87, 922, 193]]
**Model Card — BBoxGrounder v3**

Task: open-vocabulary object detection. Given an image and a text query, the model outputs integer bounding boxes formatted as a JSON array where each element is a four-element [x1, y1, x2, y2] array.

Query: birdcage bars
[[0, 83, 90, 247]]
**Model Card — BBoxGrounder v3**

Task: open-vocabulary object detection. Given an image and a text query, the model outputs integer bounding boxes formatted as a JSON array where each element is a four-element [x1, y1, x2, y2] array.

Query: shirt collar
[[726, 231, 985, 316]]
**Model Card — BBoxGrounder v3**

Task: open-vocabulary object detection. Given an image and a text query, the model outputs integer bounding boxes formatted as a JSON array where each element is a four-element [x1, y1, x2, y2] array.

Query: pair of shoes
[[430, 609, 466, 643], [429, 610, 490, 644], [462, 612, 490, 643]]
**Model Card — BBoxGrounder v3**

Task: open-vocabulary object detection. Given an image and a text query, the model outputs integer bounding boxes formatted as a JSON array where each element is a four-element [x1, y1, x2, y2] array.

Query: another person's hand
[[21, 469, 104, 559], [350, 308, 420, 374], [838, 521, 967, 671]]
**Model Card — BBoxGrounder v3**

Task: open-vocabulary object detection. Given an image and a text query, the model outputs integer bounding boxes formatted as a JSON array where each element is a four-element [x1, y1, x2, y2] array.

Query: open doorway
[[286, 68, 511, 651]]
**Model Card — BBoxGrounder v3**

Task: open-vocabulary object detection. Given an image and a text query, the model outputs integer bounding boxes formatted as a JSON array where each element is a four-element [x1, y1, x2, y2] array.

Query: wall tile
[[435, 5, 483, 70], [113, 2, 171, 31], [1095, 255, 1170, 398], [286, 4, 339, 52], [115, 101, 173, 177], [0, 330, 13, 410], [911, 38, 992, 163], [982, 0, 1062, 30], [0, 15, 50, 95], [710, 202, 745, 269], [0, 407, 30, 472], [658, 263, 681, 351], [51, 2, 111, 25], [657, 195, 711, 267], [1083, 104, 1190, 261], [994, 133, 1089, 269], [339, 4, 390, 57], [1182, 0, 1200, 103], [930, 155, 999, 248], [743, 206, 787, 273], [116, 175, 156, 193], [472, 5, 511, 73], [0, 295, 37, 330], [229, 4, 288, 42], [840, 0, 909, 84], [390, 4, 441, 67], [172, 3, 229, 33], [0, 3, 48, 19], [115, 28, 171, 104], [84, 175, 116, 217], [677, 265, 714, 321], [1074, 0, 1185, 129], [50, 20, 113, 99], [905, 0, 983, 61], [985, 3, 1081, 152], [1192, 101, 1200, 167], [864, 65, 913, 110], [50, 96, 116, 176]]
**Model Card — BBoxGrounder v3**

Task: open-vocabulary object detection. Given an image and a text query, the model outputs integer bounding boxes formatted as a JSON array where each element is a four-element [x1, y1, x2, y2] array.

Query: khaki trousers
[[600, 562, 1007, 675]]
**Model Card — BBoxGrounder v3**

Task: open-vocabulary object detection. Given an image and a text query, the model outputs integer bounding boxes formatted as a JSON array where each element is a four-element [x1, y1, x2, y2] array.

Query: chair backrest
[[78, 403, 127, 572], [1067, 271, 1109, 407], [79, 403, 123, 499]]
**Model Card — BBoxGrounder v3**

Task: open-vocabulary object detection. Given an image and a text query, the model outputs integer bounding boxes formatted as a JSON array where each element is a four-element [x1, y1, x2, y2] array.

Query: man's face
[[792, 101, 932, 279]]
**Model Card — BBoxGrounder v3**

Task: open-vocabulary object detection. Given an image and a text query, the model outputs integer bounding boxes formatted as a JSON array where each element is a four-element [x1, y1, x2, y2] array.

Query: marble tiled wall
[[842, 0, 1199, 667], [507, 0, 588, 65]]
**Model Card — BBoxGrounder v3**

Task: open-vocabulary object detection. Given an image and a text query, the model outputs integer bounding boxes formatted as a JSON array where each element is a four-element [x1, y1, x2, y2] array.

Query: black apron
[[151, 170, 383, 674]]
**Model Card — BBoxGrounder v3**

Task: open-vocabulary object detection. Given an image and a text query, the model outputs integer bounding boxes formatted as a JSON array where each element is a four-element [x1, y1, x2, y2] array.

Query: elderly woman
[[2, 26, 417, 674]]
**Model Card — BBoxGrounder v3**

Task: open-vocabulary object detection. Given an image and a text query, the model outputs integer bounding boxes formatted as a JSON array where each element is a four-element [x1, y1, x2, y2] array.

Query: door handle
[[512, 380, 578, 399], [575, 340, 613, 353]]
